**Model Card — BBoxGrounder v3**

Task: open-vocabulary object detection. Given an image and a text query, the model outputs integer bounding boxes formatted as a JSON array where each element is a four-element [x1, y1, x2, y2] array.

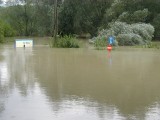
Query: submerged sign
[[108, 36, 114, 45], [15, 39, 33, 47]]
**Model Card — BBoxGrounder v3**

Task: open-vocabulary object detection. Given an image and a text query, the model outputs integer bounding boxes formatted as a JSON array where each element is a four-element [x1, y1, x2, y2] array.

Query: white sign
[[15, 39, 33, 47]]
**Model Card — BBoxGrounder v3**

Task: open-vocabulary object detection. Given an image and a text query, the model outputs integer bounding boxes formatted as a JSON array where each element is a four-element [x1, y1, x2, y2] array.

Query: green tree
[[59, 0, 111, 36], [0, 20, 15, 42], [118, 9, 150, 23], [4, 0, 57, 36], [103, 0, 125, 24], [0, 26, 4, 43], [152, 14, 160, 38], [1, 0, 160, 38]]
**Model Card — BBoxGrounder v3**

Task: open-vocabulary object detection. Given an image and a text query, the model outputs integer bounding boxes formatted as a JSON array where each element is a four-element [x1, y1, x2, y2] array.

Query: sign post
[[107, 36, 114, 52], [108, 36, 114, 45]]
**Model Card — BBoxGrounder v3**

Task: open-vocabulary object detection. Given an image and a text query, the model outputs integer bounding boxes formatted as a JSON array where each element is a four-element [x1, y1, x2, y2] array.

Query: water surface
[[0, 45, 160, 120]]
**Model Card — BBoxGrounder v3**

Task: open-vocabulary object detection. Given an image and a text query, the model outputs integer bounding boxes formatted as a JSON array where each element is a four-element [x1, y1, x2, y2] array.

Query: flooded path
[[0, 45, 160, 120]]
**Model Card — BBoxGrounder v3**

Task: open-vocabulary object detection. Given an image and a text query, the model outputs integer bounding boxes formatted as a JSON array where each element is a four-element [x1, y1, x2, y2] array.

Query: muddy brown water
[[0, 45, 160, 120]]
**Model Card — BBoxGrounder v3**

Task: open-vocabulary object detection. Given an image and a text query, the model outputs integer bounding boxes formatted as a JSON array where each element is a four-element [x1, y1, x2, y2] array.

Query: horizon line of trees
[[0, 0, 160, 42]]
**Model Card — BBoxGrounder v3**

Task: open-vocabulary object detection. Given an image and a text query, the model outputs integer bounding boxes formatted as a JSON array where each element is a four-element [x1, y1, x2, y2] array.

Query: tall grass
[[94, 38, 106, 50], [53, 36, 80, 48]]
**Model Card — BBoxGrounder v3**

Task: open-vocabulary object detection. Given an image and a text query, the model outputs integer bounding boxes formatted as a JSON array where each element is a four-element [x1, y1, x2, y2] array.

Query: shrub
[[94, 37, 106, 50], [54, 35, 80, 48], [92, 22, 155, 46], [0, 26, 4, 43], [108, 22, 133, 35], [117, 33, 143, 46], [0, 20, 15, 43], [131, 23, 154, 43], [3, 23, 16, 37]]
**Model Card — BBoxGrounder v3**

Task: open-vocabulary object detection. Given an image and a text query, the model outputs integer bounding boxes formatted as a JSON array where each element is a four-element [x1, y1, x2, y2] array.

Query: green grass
[[53, 36, 80, 48]]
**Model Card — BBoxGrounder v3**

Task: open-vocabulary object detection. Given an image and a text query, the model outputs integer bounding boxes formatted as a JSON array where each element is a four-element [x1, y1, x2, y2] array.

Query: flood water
[[0, 45, 160, 120]]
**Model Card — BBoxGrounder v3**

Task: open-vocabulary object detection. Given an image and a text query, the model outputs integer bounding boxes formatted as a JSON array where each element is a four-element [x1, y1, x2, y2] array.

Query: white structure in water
[[15, 39, 33, 47]]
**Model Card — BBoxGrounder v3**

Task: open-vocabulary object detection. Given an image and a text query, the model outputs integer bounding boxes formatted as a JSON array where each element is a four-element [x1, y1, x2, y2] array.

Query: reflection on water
[[0, 45, 160, 120]]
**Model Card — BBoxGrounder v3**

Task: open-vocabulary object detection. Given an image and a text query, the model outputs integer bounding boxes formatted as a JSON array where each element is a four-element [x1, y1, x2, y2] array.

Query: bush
[[3, 23, 16, 37], [0, 20, 15, 43], [0, 26, 4, 43], [117, 33, 143, 46], [131, 23, 154, 43], [108, 22, 133, 35], [54, 36, 80, 48], [92, 22, 155, 46], [94, 37, 106, 50]]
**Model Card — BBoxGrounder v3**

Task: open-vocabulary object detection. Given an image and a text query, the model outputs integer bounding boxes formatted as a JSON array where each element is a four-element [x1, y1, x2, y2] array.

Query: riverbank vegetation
[[92, 22, 155, 47], [0, 0, 160, 48], [53, 36, 80, 48]]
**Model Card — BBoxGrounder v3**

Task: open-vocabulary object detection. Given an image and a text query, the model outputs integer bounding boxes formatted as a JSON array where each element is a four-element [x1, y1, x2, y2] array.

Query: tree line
[[0, 0, 160, 41]]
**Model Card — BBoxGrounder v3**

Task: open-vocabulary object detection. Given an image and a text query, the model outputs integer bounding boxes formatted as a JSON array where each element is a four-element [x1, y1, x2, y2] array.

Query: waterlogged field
[[0, 39, 160, 120]]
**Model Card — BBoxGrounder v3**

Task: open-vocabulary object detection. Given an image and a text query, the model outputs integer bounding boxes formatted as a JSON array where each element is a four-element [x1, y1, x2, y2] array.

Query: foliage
[[92, 22, 154, 46], [118, 9, 149, 23], [131, 23, 154, 43], [0, 0, 160, 40], [94, 37, 106, 50], [59, 0, 110, 36], [104, 0, 125, 23], [0, 26, 4, 43], [54, 35, 80, 48], [102, 0, 160, 38], [117, 34, 143, 46], [0, 20, 15, 42], [3, 23, 16, 37], [103, 1, 150, 24], [152, 14, 160, 38], [0, 0, 54, 36]]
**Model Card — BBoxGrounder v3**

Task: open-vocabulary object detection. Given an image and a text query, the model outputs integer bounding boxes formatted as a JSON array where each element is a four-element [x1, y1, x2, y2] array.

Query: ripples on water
[[0, 45, 160, 120]]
